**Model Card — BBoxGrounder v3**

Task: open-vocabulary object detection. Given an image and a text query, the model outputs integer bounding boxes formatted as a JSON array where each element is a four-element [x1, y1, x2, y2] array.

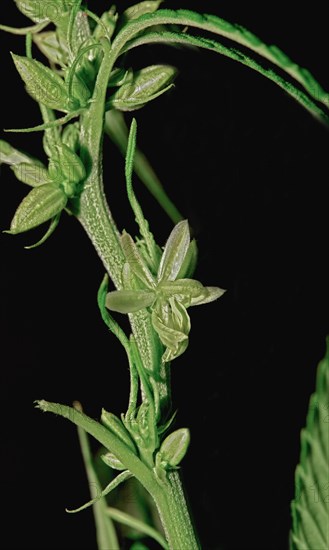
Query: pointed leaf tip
[[158, 220, 190, 282]]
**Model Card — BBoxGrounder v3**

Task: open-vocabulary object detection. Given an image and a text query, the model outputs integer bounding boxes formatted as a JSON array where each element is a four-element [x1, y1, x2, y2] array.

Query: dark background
[[1, 1, 328, 549]]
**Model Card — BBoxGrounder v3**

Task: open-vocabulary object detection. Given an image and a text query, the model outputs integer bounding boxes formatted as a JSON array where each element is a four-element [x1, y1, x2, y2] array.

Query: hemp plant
[[1, 2, 328, 549]]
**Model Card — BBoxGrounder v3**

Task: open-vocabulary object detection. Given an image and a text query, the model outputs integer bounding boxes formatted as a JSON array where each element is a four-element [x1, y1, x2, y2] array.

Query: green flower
[[106, 220, 225, 362]]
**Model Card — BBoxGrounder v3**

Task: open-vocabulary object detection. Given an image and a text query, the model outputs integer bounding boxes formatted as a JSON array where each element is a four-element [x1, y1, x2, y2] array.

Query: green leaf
[[159, 278, 208, 305], [8, 183, 67, 234], [66, 470, 132, 514], [101, 452, 126, 471], [35, 400, 157, 497], [125, 118, 163, 273], [158, 428, 190, 468], [93, 7, 118, 41], [105, 110, 183, 224], [122, 1, 164, 22], [74, 401, 120, 549], [190, 285, 226, 306], [0, 140, 44, 167], [108, 65, 177, 112], [177, 239, 198, 279], [11, 163, 50, 187], [61, 122, 80, 152], [14, 1, 51, 23], [101, 410, 138, 455], [106, 506, 169, 549], [151, 299, 190, 362], [106, 289, 156, 314], [24, 212, 62, 249], [51, 142, 86, 184], [11, 53, 72, 111], [158, 220, 190, 282], [121, 231, 156, 288], [33, 31, 69, 66], [290, 339, 329, 550]]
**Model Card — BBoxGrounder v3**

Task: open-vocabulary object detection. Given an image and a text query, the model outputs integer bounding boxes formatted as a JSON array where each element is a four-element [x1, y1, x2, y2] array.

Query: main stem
[[153, 472, 200, 550], [77, 41, 199, 549]]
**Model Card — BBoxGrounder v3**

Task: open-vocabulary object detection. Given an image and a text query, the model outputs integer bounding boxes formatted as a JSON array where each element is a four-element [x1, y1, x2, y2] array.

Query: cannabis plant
[[1, 1, 328, 549]]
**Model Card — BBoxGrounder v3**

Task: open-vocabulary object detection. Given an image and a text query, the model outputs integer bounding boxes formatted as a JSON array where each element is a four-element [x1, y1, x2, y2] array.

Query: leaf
[[66, 470, 132, 513], [106, 289, 156, 314], [11, 163, 50, 187], [61, 122, 80, 152], [177, 239, 198, 279], [108, 65, 177, 112], [106, 506, 169, 549], [14, 1, 51, 23], [290, 339, 329, 550], [159, 278, 208, 305], [35, 400, 155, 495], [33, 31, 69, 66], [51, 143, 86, 184], [101, 410, 138, 455], [158, 220, 190, 282], [121, 231, 155, 288], [74, 401, 120, 549], [101, 452, 126, 471], [158, 428, 190, 468], [105, 110, 183, 224], [11, 54, 71, 111], [151, 300, 190, 362], [125, 118, 162, 273], [190, 285, 226, 306], [0, 140, 44, 167], [93, 7, 118, 41], [8, 183, 67, 234], [24, 212, 62, 249], [122, 1, 164, 22]]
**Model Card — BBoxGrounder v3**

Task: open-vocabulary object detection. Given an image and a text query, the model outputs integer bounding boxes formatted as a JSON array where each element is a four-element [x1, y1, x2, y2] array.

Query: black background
[[1, 1, 328, 549]]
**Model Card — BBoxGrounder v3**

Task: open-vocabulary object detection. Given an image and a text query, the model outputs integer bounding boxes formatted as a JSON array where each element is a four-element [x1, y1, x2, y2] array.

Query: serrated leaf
[[290, 340, 329, 550], [11, 53, 71, 111], [9, 183, 67, 234], [158, 220, 190, 282], [106, 289, 156, 314]]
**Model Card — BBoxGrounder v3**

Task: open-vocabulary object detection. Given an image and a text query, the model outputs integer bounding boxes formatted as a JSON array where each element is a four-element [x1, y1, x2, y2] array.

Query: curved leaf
[[11, 54, 71, 112], [157, 220, 190, 282], [106, 289, 156, 314], [8, 183, 67, 234], [290, 339, 329, 550]]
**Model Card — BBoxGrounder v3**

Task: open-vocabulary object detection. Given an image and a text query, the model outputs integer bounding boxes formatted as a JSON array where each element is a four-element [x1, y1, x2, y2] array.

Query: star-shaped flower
[[106, 220, 225, 362]]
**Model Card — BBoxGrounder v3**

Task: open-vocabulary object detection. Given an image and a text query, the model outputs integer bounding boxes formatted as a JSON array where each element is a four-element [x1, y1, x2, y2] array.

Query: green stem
[[75, 36, 197, 550], [153, 472, 200, 550], [77, 41, 125, 288]]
